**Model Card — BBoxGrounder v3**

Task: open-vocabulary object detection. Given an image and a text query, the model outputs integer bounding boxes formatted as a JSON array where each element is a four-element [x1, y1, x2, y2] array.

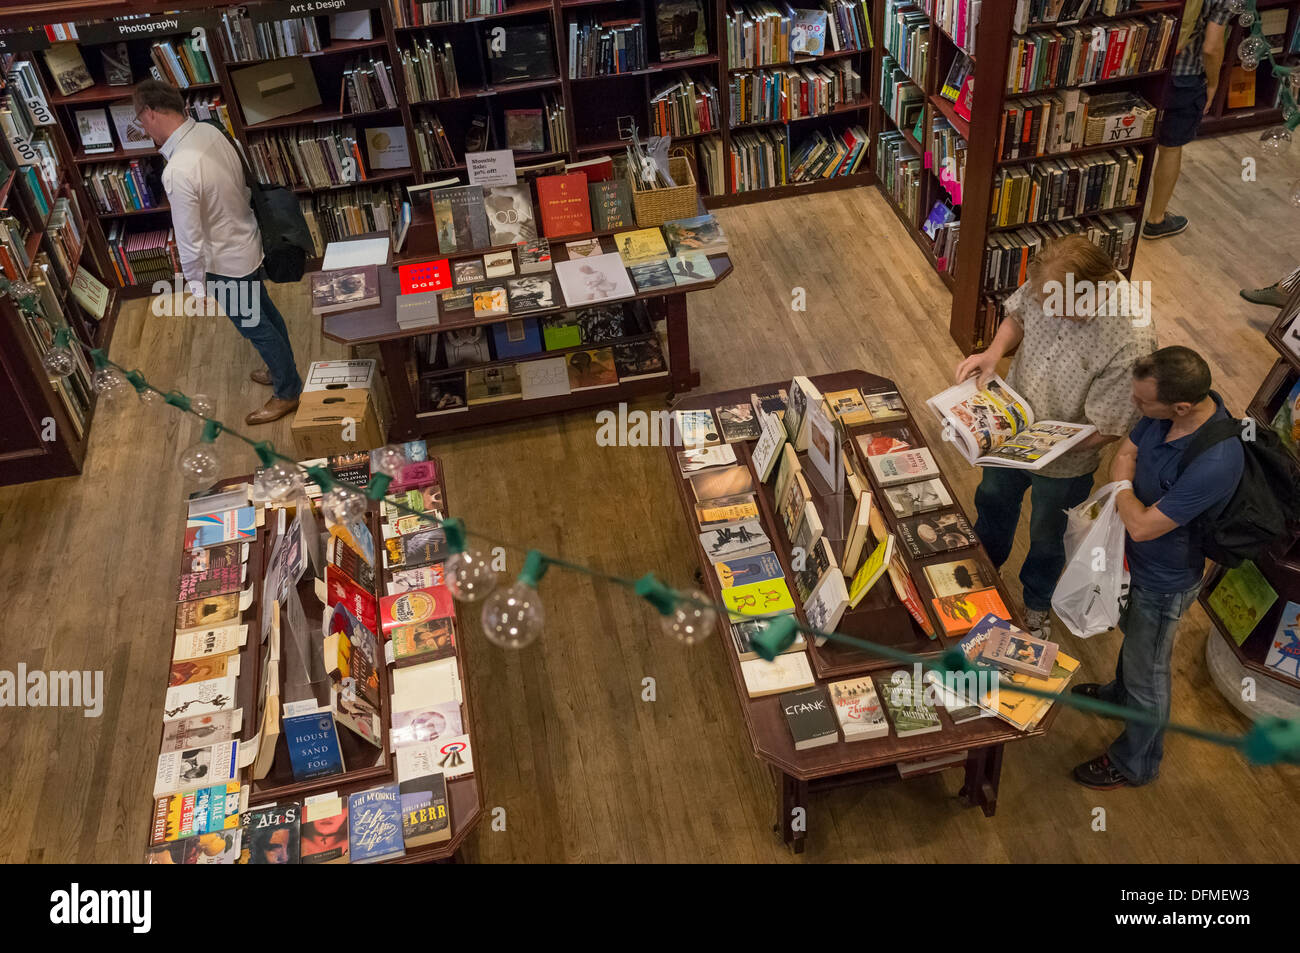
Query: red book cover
[[398, 259, 451, 294], [536, 173, 592, 238], [379, 585, 455, 635], [326, 565, 378, 634], [565, 157, 613, 182], [955, 75, 974, 122]]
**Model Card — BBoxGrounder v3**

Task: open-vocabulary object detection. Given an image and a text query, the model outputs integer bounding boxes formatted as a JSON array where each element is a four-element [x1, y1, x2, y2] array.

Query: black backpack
[[1178, 393, 1300, 567], [202, 119, 313, 283]]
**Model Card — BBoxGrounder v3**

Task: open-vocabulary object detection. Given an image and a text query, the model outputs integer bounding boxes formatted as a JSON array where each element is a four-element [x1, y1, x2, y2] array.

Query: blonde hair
[[1034, 234, 1117, 285]]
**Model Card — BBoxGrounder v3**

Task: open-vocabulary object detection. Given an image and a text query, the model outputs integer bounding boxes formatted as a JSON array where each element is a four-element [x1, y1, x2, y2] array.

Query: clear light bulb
[[444, 548, 500, 602], [1239, 35, 1269, 68], [42, 347, 75, 378], [1239, 10, 1255, 25], [371, 444, 407, 478], [1226, 0, 1247, 13], [189, 393, 215, 417], [480, 581, 544, 648], [178, 444, 221, 482], [1260, 127, 1293, 155], [256, 460, 304, 500], [137, 387, 163, 405], [92, 366, 131, 399], [662, 590, 716, 644], [322, 484, 367, 523]]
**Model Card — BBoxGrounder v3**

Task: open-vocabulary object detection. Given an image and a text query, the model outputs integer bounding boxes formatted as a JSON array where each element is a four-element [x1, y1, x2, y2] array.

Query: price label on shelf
[[24, 97, 56, 127]]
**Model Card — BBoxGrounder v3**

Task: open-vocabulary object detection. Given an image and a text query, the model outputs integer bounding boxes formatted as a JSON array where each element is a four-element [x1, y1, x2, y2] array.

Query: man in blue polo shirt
[[1072, 346, 1244, 789]]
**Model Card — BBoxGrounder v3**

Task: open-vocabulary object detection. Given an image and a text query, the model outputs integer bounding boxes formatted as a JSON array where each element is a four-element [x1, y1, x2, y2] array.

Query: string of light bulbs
[[1236, 0, 1300, 205], [21, 307, 1299, 768]]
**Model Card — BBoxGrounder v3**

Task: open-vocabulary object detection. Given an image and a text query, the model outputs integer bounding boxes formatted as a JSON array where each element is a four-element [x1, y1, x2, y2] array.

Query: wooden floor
[[2, 131, 1297, 863]]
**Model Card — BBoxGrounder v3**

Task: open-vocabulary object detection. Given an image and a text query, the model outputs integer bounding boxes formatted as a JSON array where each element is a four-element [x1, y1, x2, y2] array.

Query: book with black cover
[[780, 686, 839, 750], [432, 185, 490, 254], [896, 512, 978, 558], [485, 24, 555, 84]]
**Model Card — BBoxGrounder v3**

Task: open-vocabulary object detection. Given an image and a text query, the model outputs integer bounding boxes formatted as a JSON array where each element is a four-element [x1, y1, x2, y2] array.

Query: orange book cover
[[932, 586, 1011, 636], [1226, 66, 1255, 109]]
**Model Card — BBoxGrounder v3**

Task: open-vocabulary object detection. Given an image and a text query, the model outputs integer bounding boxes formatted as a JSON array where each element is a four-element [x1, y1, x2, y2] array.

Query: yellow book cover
[[615, 227, 670, 265], [848, 536, 892, 608], [984, 650, 1080, 731], [723, 578, 797, 621]]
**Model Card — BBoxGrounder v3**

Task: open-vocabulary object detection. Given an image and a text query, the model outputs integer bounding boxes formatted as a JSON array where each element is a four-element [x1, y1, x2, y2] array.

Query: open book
[[926, 375, 1095, 470]]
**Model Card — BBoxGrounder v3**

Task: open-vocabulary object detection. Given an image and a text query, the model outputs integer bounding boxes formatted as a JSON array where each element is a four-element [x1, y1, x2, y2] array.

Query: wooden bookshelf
[[892, 0, 1189, 354]]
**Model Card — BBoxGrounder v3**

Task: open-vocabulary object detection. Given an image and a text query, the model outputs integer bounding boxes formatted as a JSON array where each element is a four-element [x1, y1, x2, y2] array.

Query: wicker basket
[[1082, 97, 1157, 147], [628, 156, 698, 227]]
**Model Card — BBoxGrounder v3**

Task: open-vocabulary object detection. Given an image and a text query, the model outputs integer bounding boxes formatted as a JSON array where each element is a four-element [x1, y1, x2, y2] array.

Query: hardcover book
[[505, 275, 556, 313], [714, 551, 784, 589], [615, 228, 670, 266], [803, 568, 851, 637], [555, 252, 636, 305], [825, 388, 872, 425], [566, 347, 618, 390], [392, 618, 457, 666], [396, 744, 453, 847], [380, 584, 455, 635], [282, 709, 346, 783], [716, 402, 761, 442], [536, 173, 593, 237], [698, 520, 771, 563], [740, 652, 815, 697], [856, 427, 917, 457], [863, 390, 906, 420], [391, 700, 463, 746], [518, 237, 552, 273], [867, 448, 941, 486], [794, 536, 838, 604], [243, 803, 300, 864], [982, 625, 1059, 679], [662, 214, 727, 255], [300, 795, 349, 864], [310, 266, 380, 314], [629, 260, 675, 292], [668, 252, 713, 285], [932, 586, 1012, 636], [881, 477, 953, 517], [924, 558, 993, 598], [432, 185, 490, 254], [348, 785, 406, 863], [589, 180, 633, 230], [520, 356, 571, 399], [467, 366, 523, 405], [722, 578, 797, 621], [879, 670, 942, 736], [472, 285, 509, 318], [452, 258, 487, 285], [397, 259, 452, 294], [675, 409, 721, 448], [484, 183, 538, 245], [1265, 602, 1300, 678], [1208, 561, 1278, 645], [828, 677, 890, 739], [731, 619, 806, 660], [676, 444, 736, 474], [897, 512, 979, 559], [153, 740, 239, 798], [780, 685, 839, 750], [612, 339, 668, 380], [484, 249, 515, 277]]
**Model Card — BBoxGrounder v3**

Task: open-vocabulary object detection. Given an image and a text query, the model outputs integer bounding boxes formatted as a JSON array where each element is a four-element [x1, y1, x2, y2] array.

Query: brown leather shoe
[[244, 397, 299, 426], [250, 367, 272, 386]]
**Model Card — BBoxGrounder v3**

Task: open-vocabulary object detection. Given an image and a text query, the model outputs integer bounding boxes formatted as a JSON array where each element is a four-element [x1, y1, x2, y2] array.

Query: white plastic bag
[[1051, 481, 1130, 638]]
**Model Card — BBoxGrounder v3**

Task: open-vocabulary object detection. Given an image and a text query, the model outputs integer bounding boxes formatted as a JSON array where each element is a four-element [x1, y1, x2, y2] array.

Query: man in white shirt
[[133, 80, 301, 424]]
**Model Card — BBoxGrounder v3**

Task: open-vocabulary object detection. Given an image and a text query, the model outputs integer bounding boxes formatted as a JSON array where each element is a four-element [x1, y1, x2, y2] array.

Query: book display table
[[322, 229, 733, 440], [149, 457, 482, 864], [664, 369, 1059, 853]]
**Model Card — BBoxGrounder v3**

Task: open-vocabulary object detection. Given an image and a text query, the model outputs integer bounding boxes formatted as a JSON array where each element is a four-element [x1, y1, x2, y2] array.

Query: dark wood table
[[665, 369, 1058, 853], [320, 229, 733, 440]]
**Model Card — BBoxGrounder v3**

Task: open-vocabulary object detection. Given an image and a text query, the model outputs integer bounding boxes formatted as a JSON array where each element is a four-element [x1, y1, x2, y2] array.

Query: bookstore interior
[[0, 0, 1298, 872]]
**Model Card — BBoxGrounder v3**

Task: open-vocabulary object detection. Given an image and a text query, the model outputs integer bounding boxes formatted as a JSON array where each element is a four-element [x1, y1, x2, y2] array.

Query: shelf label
[[0, 31, 50, 53], [75, 12, 211, 44], [24, 97, 56, 127], [466, 149, 517, 187], [248, 0, 381, 23], [1103, 113, 1142, 143], [8, 135, 39, 167]]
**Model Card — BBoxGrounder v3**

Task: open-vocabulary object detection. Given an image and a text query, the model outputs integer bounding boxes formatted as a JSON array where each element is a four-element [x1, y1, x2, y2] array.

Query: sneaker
[[1239, 284, 1288, 308], [1023, 607, 1051, 640], [1073, 754, 1131, 790], [1071, 682, 1102, 699], [1142, 213, 1188, 239]]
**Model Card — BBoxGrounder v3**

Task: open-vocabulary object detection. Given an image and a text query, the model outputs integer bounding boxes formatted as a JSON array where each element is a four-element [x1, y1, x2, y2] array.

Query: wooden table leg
[[663, 293, 701, 395], [775, 771, 808, 854], [378, 338, 418, 440], [980, 744, 1004, 817], [959, 748, 987, 809], [958, 746, 1004, 817]]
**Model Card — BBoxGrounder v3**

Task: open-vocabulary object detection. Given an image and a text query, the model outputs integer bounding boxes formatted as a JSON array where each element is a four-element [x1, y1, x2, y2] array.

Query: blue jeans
[[1098, 582, 1202, 784], [972, 467, 1095, 612], [206, 267, 302, 401]]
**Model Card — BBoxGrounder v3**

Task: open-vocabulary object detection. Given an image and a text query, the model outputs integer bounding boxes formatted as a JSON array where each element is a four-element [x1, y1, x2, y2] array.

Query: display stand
[[321, 227, 731, 439], [153, 458, 483, 863], [663, 368, 1058, 853]]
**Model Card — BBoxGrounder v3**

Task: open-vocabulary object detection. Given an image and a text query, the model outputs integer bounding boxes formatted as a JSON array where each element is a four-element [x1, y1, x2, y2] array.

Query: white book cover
[[364, 126, 410, 170], [828, 677, 889, 739], [751, 412, 787, 482], [806, 399, 842, 493], [73, 108, 113, 152], [332, 10, 374, 40], [153, 739, 239, 798], [391, 657, 461, 713], [107, 102, 153, 151], [429, 733, 474, 779], [676, 444, 737, 474], [740, 652, 815, 698], [172, 623, 249, 662], [803, 569, 850, 643], [321, 237, 390, 271], [163, 675, 239, 722], [554, 252, 636, 306], [520, 356, 571, 400]]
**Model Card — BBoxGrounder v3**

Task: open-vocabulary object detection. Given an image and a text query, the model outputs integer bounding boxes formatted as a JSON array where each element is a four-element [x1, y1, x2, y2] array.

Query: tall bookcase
[[875, 0, 1188, 355], [0, 37, 119, 486]]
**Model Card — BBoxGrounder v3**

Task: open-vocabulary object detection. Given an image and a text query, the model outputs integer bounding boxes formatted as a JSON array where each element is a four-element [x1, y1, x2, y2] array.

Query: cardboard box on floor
[[291, 387, 385, 458]]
